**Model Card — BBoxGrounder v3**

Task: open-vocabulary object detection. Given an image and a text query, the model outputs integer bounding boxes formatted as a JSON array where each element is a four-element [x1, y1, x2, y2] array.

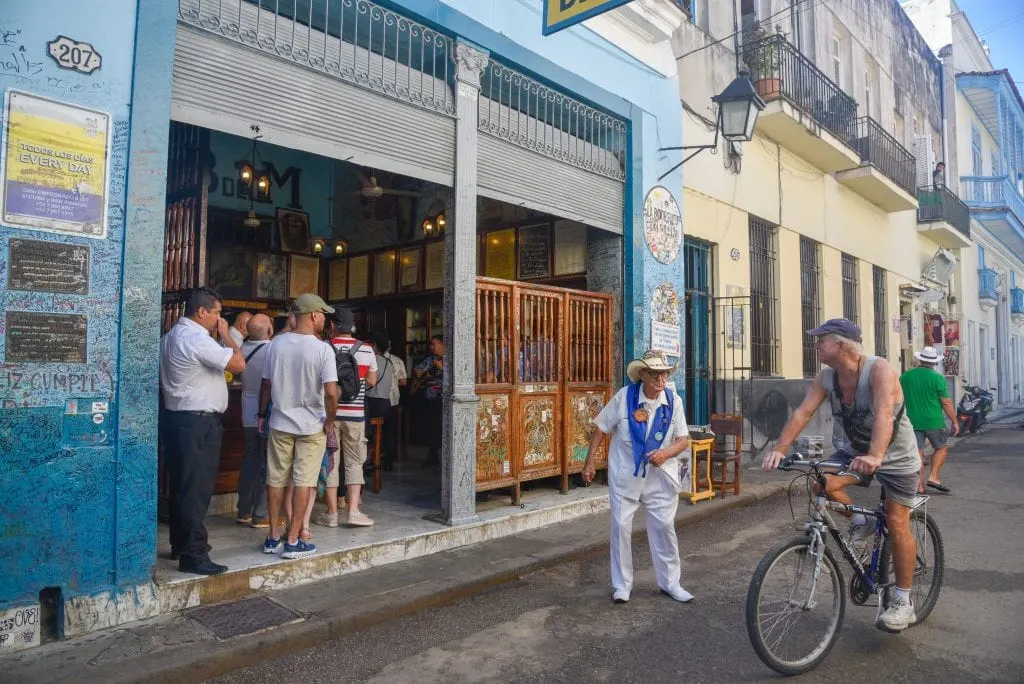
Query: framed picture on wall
[[424, 240, 444, 290], [277, 208, 310, 253], [328, 258, 348, 301], [348, 254, 369, 299], [208, 245, 255, 299], [484, 228, 516, 280], [399, 246, 421, 291], [288, 254, 320, 298], [375, 250, 396, 295], [517, 224, 551, 280], [255, 252, 287, 300]]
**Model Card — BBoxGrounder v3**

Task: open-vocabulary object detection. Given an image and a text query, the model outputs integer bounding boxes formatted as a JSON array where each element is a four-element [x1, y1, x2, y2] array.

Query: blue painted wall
[[0, 1, 175, 613]]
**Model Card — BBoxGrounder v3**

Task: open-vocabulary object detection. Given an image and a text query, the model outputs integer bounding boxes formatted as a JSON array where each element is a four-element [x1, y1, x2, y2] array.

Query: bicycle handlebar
[[777, 454, 848, 472]]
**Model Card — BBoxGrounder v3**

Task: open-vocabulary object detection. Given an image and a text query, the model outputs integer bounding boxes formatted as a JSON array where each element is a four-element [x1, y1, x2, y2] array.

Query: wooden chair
[[369, 417, 385, 494], [710, 413, 743, 496]]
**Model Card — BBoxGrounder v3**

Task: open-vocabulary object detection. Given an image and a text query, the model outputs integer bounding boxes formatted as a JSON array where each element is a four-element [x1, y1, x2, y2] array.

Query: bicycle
[[745, 454, 945, 676]]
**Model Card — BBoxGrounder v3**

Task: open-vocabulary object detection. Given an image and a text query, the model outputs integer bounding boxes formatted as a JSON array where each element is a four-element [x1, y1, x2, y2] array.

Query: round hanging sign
[[643, 186, 682, 265]]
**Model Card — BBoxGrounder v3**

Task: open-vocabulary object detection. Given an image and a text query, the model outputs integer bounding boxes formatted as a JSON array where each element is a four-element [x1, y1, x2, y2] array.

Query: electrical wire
[[675, 0, 822, 61]]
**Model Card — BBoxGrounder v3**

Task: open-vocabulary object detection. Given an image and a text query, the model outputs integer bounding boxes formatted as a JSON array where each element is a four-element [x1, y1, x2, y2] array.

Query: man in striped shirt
[[318, 308, 378, 528]]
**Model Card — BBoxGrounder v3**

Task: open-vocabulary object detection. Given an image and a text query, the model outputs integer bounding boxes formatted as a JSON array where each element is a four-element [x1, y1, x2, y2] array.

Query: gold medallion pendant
[[632, 407, 649, 423]]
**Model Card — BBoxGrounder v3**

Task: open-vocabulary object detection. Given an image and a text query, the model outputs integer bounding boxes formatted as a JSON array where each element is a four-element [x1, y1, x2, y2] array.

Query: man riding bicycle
[[762, 318, 922, 632]]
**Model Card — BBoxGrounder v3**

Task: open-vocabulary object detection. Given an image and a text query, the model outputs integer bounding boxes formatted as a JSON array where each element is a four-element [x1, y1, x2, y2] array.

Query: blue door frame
[[684, 238, 713, 426]]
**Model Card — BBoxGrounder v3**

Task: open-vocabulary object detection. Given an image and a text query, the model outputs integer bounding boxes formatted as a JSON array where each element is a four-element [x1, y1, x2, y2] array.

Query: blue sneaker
[[263, 537, 283, 554], [281, 539, 317, 559]]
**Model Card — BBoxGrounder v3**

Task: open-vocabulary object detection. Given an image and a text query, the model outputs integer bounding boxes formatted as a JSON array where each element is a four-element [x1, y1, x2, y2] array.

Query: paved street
[[213, 425, 1024, 683]]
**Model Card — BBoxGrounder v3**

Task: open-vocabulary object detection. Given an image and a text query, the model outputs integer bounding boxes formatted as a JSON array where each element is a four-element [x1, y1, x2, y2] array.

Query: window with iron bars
[[873, 266, 888, 359], [749, 216, 779, 376], [842, 253, 859, 324], [800, 237, 822, 377]]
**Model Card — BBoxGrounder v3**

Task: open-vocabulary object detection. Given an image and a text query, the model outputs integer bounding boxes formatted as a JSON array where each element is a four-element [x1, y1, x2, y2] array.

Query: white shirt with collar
[[228, 326, 245, 347], [160, 317, 233, 413]]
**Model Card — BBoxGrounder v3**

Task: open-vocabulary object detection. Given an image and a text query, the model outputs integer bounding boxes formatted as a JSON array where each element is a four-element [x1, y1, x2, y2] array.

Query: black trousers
[[424, 397, 442, 461], [164, 410, 223, 564], [365, 397, 395, 468]]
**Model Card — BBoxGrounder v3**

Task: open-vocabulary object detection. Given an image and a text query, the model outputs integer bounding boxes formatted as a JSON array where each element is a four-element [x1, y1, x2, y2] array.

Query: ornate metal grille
[[177, 0, 457, 116], [478, 58, 627, 181], [842, 253, 859, 323], [873, 265, 888, 359], [749, 216, 779, 376], [800, 237, 822, 377]]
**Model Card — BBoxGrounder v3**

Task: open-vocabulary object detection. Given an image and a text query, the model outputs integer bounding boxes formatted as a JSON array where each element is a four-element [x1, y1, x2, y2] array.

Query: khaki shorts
[[329, 419, 366, 487], [267, 429, 326, 488]]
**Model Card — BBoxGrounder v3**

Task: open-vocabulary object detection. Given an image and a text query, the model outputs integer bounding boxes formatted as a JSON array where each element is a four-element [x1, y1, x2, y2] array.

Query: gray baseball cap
[[806, 318, 862, 343]]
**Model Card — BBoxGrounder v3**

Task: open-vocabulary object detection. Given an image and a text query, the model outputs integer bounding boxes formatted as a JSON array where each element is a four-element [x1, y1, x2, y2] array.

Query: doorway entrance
[[683, 238, 713, 426]]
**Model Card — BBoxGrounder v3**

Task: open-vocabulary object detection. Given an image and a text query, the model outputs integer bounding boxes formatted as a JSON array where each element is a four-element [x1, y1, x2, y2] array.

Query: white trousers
[[609, 470, 682, 594]]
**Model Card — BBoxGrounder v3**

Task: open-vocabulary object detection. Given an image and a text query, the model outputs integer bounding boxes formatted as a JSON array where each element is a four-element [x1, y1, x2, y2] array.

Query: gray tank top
[[823, 356, 920, 474]]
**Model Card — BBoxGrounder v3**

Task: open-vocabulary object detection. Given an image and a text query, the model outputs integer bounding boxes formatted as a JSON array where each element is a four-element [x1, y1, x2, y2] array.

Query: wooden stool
[[369, 417, 384, 494], [710, 413, 743, 496], [685, 438, 716, 504]]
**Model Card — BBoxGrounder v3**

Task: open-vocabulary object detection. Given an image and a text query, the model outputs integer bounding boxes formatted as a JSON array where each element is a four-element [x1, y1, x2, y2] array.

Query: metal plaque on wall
[[7, 239, 90, 294], [5, 311, 88, 364]]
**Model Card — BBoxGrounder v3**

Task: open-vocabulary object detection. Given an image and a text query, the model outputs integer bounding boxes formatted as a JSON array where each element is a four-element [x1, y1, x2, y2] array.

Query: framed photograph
[[375, 250, 396, 295], [208, 245, 255, 299], [348, 254, 369, 299], [424, 240, 445, 290], [484, 228, 516, 280], [288, 254, 320, 298], [399, 246, 422, 291], [518, 224, 551, 280], [328, 258, 347, 301], [277, 208, 310, 253], [554, 220, 588, 276], [255, 252, 287, 300]]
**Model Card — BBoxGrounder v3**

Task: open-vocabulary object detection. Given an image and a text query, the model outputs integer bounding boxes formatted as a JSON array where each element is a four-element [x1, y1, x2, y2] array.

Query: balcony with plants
[[917, 183, 971, 248], [741, 26, 861, 173]]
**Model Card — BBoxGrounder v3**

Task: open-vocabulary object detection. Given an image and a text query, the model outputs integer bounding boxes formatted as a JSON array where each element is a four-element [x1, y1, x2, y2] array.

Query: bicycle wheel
[[880, 510, 944, 626], [746, 536, 846, 675]]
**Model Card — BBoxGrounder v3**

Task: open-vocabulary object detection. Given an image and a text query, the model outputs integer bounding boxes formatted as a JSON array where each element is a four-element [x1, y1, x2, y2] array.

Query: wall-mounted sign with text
[[0, 91, 111, 238], [542, 0, 633, 35]]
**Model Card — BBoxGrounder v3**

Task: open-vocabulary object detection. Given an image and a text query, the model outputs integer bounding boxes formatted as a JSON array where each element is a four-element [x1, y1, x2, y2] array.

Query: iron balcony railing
[[960, 175, 1024, 224], [979, 268, 999, 301], [1011, 287, 1024, 315], [917, 185, 970, 238], [741, 34, 858, 145], [851, 117, 916, 196]]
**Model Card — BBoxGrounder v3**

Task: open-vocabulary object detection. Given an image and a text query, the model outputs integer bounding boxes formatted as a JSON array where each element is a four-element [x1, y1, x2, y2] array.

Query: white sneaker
[[661, 586, 695, 603], [314, 511, 338, 528], [612, 589, 630, 604], [878, 596, 916, 632], [345, 511, 375, 527]]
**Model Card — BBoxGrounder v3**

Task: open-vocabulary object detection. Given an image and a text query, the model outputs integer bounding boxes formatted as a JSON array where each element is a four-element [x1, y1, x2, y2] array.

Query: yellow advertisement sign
[[1, 90, 111, 238], [543, 0, 633, 35]]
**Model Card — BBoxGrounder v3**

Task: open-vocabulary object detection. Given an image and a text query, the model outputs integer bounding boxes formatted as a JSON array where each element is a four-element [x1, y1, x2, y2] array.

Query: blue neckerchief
[[626, 382, 673, 478]]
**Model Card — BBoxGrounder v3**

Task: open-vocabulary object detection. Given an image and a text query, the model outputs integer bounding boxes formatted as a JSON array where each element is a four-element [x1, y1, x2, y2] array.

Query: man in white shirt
[[236, 313, 273, 528], [160, 287, 246, 575], [259, 294, 339, 559], [582, 350, 692, 604], [228, 311, 252, 347]]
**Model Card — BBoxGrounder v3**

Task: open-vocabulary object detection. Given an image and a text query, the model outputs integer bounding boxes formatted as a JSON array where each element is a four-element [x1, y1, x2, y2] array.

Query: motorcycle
[[958, 385, 995, 434]]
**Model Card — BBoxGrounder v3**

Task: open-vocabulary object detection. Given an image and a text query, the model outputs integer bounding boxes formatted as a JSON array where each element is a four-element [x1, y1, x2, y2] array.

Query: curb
[[83, 483, 788, 683]]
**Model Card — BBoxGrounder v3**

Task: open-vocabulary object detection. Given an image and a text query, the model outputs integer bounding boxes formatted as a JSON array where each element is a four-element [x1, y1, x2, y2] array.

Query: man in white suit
[[583, 349, 693, 604]]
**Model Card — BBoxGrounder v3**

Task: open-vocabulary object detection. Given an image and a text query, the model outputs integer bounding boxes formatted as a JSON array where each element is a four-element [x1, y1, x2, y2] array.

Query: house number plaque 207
[[47, 35, 102, 74]]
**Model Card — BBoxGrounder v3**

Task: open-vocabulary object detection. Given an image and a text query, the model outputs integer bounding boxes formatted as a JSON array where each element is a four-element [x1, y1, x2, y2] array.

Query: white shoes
[[878, 596, 916, 632], [314, 511, 338, 528], [661, 586, 695, 603], [345, 511, 375, 527], [612, 590, 630, 604]]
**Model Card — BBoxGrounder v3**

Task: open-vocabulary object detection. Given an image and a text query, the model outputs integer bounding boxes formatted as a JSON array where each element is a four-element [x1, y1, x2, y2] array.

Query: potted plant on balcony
[[742, 22, 781, 101]]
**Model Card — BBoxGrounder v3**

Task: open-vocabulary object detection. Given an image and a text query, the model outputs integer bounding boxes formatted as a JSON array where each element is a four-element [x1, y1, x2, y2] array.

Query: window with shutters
[[894, 84, 904, 116], [800, 237, 822, 377], [749, 216, 779, 376], [873, 266, 887, 360], [842, 254, 859, 324], [978, 244, 986, 268], [832, 36, 842, 87]]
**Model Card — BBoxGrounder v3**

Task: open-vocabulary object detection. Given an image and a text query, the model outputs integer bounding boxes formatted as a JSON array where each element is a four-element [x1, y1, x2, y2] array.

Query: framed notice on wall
[[348, 254, 369, 299], [484, 228, 516, 280], [554, 221, 587, 276], [375, 250, 396, 295], [518, 224, 551, 280], [1, 91, 112, 238], [424, 240, 444, 290], [399, 246, 421, 291], [288, 254, 320, 298], [328, 258, 347, 301]]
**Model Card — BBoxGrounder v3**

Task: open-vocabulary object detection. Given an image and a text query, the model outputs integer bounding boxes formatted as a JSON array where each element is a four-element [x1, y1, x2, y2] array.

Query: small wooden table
[[684, 438, 717, 504]]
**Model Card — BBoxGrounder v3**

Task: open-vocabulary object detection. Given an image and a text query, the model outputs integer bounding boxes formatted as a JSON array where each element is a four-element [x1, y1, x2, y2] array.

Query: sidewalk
[[5, 471, 786, 684]]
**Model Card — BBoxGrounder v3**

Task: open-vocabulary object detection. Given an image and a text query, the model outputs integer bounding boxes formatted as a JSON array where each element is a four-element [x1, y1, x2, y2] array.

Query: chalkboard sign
[[8, 239, 90, 294], [5, 312, 88, 364], [518, 225, 551, 280]]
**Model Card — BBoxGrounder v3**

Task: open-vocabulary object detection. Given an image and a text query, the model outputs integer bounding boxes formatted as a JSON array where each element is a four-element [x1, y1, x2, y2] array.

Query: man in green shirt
[[899, 346, 958, 493]]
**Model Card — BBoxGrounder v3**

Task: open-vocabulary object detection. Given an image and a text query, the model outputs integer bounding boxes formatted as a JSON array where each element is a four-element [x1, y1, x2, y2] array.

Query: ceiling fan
[[346, 168, 428, 201]]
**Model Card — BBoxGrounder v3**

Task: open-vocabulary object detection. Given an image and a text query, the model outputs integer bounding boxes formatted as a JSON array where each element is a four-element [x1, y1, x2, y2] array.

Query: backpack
[[335, 341, 364, 403]]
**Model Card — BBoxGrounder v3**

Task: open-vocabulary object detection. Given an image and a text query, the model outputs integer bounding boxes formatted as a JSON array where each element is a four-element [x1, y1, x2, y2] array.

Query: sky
[[955, 0, 1024, 81]]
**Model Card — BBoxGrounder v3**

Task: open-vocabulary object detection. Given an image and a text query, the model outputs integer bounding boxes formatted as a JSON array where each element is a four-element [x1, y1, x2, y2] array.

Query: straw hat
[[626, 349, 677, 383], [914, 346, 941, 364]]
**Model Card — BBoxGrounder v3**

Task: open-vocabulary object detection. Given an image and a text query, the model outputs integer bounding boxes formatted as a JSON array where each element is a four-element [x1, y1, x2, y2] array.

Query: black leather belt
[[171, 410, 222, 416]]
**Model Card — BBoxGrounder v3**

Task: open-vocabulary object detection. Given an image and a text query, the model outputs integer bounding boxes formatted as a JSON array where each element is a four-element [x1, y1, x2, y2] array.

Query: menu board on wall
[[328, 258, 347, 301], [375, 250, 396, 295], [485, 228, 516, 280], [5, 311, 88, 363], [518, 225, 550, 280], [399, 247, 421, 291], [7, 239, 90, 294], [424, 241, 445, 290], [554, 221, 587, 276], [348, 254, 369, 299]]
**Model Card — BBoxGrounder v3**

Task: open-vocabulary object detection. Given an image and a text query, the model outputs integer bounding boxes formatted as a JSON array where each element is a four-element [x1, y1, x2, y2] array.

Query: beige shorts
[[328, 419, 366, 487], [267, 429, 326, 488]]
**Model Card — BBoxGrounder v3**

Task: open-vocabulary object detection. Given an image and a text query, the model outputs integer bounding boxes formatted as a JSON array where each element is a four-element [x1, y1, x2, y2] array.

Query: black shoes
[[178, 558, 228, 575]]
